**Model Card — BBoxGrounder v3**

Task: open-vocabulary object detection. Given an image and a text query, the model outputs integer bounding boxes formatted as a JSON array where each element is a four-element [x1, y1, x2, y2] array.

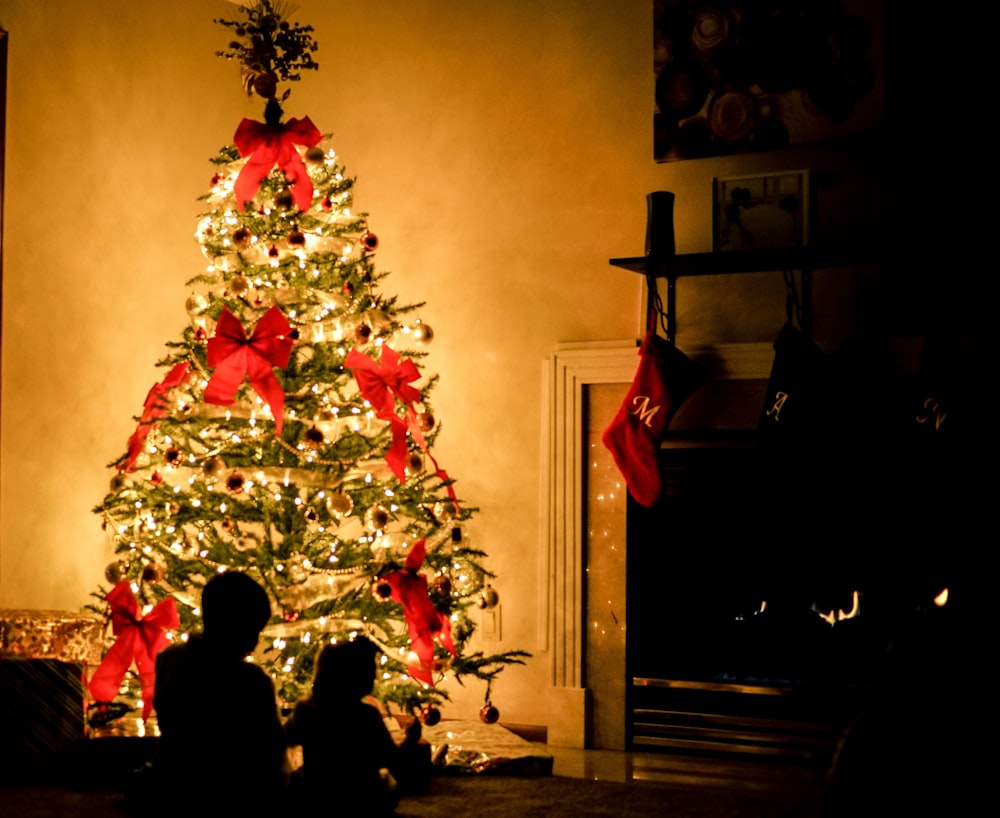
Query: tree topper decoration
[[215, 0, 319, 102]]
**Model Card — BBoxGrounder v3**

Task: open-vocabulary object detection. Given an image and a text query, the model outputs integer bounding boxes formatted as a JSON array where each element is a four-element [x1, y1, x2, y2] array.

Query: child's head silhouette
[[312, 636, 380, 703], [201, 571, 272, 657]]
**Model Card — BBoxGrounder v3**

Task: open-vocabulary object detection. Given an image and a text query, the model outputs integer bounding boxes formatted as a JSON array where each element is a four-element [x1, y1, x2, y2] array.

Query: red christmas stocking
[[602, 332, 704, 507]]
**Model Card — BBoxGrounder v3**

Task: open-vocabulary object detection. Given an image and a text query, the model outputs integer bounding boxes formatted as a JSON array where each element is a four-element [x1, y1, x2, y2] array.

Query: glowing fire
[[814, 590, 861, 627]]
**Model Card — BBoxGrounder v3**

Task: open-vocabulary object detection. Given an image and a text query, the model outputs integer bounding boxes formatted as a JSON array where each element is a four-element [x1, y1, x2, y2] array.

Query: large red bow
[[384, 539, 454, 686], [88, 582, 179, 720], [345, 346, 422, 417], [205, 306, 295, 434], [122, 362, 191, 472], [233, 116, 322, 212]]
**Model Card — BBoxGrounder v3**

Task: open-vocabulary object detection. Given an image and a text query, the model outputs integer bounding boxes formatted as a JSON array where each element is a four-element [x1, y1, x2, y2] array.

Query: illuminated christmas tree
[[89, 0, 526, 726]]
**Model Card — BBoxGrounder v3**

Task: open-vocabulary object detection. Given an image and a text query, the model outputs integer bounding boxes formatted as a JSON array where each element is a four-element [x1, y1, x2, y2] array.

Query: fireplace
[[543, 341, 975, 757]]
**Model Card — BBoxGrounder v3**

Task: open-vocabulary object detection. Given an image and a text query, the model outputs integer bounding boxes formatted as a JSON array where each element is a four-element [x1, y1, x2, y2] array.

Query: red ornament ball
[[232, 227, 252, 248], [479, 703, 500, 724], [371, 578, 393, 602], [432, 575, 452, 598], [283, 609, 299, 622], [303, 426, 325, 449], [422, 706, 442, 726], [252, 70, 278, 99], [226, 471, 245, 493], [141, 563, 164, 583], [354, 323, 372, 344], [361, 231, 379, 252]]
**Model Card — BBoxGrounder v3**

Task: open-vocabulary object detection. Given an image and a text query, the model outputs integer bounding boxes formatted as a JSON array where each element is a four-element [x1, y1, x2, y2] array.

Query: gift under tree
[[89, 0, 527, 728]]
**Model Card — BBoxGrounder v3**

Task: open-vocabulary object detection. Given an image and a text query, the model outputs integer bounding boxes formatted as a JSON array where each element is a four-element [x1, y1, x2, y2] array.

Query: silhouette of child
[[285, 636, 422, 815], [130, 571, 288, 818]]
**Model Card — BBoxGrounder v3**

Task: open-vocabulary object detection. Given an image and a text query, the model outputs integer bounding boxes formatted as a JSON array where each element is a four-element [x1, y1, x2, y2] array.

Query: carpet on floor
[[1, 774, 823, 818]]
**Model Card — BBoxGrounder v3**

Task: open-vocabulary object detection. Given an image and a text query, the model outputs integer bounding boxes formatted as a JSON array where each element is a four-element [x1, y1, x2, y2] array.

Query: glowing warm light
[[816, 590, 860, 627], [934, 588, 949, 607]]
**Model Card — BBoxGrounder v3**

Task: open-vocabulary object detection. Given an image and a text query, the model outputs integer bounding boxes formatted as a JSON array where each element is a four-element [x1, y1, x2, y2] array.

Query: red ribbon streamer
[[88, 582, 179, 721], [204, 306, 295, 434], [123, 362, 191, 472], [384, 539, 455, 686], [233, 116, 323, 212], [406, 408, 459, 509]]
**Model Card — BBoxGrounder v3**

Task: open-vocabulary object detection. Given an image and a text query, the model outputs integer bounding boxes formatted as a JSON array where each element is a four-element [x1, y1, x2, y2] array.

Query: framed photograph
[[713, 171, 809, 252]]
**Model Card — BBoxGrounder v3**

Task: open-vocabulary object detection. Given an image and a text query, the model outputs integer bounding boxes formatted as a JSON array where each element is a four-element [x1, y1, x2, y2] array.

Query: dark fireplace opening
[[623, 434, 977, 761]]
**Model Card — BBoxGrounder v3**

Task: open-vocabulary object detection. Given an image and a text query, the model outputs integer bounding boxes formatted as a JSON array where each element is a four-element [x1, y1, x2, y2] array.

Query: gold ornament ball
[[405, 452, 424, 476], [229, 275, 250, 296], [326, 491, 354, 518], [110, 472, 130, 492], [364, 505, 391, 532], [412, 322, 434, 344], [105, 562, 127, 584], [432, 500, 456, 522], [203, 456, 226, 479], [305, 146, 325, 163], [477, 585, 500, 609]]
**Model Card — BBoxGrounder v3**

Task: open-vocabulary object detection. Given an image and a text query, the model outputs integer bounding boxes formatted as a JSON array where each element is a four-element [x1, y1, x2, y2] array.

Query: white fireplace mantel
[[540, 340, 772, 747]]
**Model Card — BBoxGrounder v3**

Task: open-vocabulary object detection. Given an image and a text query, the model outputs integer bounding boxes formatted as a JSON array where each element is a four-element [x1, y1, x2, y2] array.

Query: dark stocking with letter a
[[602, 331, 704, 507]]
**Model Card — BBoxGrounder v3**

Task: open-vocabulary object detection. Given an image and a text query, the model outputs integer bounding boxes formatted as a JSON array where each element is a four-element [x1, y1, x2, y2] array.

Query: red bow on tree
[[345, 345, 423, 480], [122, 362, 191, 472], [204, 306, 296, 434], [88, 582, 179, 720], [384, 539, 455, 686], [233, 116, 323, 212], [345, 345, 422, 417]]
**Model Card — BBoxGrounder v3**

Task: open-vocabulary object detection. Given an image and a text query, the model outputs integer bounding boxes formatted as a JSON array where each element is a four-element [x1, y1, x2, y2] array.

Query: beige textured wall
[[0, 1, 886, 727]]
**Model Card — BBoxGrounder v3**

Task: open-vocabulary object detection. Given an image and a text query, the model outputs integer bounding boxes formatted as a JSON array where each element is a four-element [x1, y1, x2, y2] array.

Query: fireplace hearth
[[623, 433, 973, 763]]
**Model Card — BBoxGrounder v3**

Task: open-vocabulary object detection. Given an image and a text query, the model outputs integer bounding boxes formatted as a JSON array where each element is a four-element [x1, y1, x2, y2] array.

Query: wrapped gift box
[[0, 609, 106, 783]]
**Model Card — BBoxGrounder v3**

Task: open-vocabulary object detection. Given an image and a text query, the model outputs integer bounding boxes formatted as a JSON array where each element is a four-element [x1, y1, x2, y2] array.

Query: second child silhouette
[[285, 636, 423, 814]]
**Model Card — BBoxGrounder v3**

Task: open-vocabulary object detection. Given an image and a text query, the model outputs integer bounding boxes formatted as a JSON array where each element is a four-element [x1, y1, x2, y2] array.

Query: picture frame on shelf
[[713, 171, 809, 252]]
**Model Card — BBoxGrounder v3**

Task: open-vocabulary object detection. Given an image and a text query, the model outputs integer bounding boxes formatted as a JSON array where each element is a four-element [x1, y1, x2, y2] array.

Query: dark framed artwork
[[654, 1, 884, 162], [713, 171, 809, 252]]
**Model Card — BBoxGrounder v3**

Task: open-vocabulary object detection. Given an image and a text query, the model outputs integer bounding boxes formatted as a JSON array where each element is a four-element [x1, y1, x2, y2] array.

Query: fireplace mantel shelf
[[610, 243, 886, 341], [609, 243, 886, 279]]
